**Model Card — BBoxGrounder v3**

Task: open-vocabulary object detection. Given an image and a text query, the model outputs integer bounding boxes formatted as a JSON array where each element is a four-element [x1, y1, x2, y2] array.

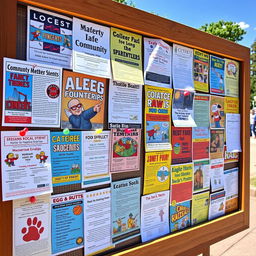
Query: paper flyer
[[226, 114, 241, 152], [172, 44, 194, 90], [171, 163, 193, 204], [51, 131, 82, 187], [224, 97, 239, 114], [224, 168, 239, 213], [73, 18, 111, 78], [143, 151, 171, 195], [144, 38, 172, 88], [1, 130, 52, 201], [172, 127, 192, 164], [225, 59, 239, 97], [111, 178, 141, 244], [141, 191, 170, 242], [192, 127, 210, 160], [108, 80, 142, 129], [51, 192, 84, 255], [193, 49, 209, 92], [61, 70, 106, 130], [194, 94, 210, 127], [210, 55, 225, 95], [27, 6, 72, 68], [110, 128, 141, 173], [172, 90, 196, 127], [82, 131, 111, 187], [191, 191, 210, 225], [170, 200, 191, 232], [193, 160, 210, 193], [2, 58, 62, 127], [224, 145, 239, 163], [84, 188, 113, 255], [210, 158, 224, 192], [13, 194, 51, 256], [210, 129, 224, 159], [110, 27, 143, 84], [210, 95, 225, 129], [209, 190, 226, 220], [145, 85, 172, 152]]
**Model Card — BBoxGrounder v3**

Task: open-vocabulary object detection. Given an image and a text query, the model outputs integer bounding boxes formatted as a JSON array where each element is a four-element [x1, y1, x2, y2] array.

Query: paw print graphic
[[21, 217, 44, 242]]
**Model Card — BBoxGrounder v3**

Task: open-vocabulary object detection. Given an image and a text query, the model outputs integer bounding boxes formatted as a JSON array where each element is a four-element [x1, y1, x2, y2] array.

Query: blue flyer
[[210, 56, 225, 95]]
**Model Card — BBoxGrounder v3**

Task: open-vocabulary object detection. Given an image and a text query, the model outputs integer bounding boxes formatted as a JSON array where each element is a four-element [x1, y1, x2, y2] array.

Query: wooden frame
[[0, 0, 250, 255]]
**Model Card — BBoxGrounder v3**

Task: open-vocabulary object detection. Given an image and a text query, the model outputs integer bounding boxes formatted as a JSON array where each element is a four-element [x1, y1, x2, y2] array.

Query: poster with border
[[210, 55, 225, 95], [225, 58, 239, 98]]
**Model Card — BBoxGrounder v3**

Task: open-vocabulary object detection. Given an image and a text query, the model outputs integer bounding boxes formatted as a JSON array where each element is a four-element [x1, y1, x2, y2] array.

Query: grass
[[250, 177, 256, 187]]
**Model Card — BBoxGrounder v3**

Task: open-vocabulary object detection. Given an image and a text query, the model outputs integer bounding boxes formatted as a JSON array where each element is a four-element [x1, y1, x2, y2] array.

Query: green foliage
[[199, 20, 246, 42], [112, 0, 135, 7]]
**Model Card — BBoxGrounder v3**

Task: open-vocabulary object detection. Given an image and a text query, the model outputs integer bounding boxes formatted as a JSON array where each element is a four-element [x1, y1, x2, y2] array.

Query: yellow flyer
[[225, 58, 239, 97], [224, 97, 239, 113], [110, 27, 143, 84], [143, 151, 171, 195]]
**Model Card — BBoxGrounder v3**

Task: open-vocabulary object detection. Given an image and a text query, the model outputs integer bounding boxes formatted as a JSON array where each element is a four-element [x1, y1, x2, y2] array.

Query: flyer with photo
[[192, 127, 210, 160], [210, 158, 224, 192], [210, 129, 224, 159], [143, 151, 171, 195], [1, 130, 52, 201], [209, 190, 226, 220], [2, 58, 62, 127], [225, 59, 239, 98], [144, 38, 172, 88], [108, 80, 142, 129], [73, 18, 111, 78], [210, 95, 225, 129], [210, 55, 225, 95], [226, 114, 241, 152], [145, 85, 172, 152], [111, 178, 141, 244], [27, 6, 72, 68], [193, 160, 210, 193], [224, 97, 239, 114], [61, 70, 106, 130], [194, 94, 210, 127]]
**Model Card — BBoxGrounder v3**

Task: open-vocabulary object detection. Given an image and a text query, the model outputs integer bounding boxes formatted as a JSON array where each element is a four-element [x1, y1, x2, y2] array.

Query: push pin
[[29, 196, 36, 203], [124, 128, 132, 134], [63, 128, 70, 135], [19, 128, 28, 137], [184, 91, 190, 96], [95, 129, 103, 134]]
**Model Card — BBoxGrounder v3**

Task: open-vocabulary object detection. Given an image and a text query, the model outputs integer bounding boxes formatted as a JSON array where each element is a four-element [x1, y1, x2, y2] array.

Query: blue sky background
[[132, 0, 255, 48]]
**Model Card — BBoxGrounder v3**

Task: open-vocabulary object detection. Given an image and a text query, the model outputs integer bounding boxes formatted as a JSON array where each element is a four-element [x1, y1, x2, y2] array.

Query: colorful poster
[[111, 178, 141, 244], [73, 18, 111, 78], [2, 58, 62, 127], [82, 131, 111, 187], [208, 190, 226, 220], [224, 97, 239, 114], [210, 55, 225, 95], [141, 191, 170, 242], [61, 70, 106, 130], [145, 85, 172, 151], [110, 128, 140, 173], [193, 49, 209, 92], [210, 158, 224, 192], [108, 80, 142, 129], [210, 129, 224, 159], [13, 194, 51, 256], [224, 145, 239, 163], [193, 160, 210, 193], [84, 188, 112, 255], [192, 127, 210, 160], [226, 114, 241, 152], [1, 130, 52, 201], [191, 191, 210, 225], [210, 95, 225, 129], [51, 192, 84, 255], [170, 200, 191, 232], [172, 127, 192, 164], [144, 38, 172, 88], [172, 90, 196, 127], [225, 59, 239, 97], [194, 94, 210, 127], [110, 27, 143, 84], [224, 168, 239, 213], [171, 163, 193, 203], [172, 44, 194, 90], [51, 131, 82, 187], [27, 7, 72, 68], [143, 151, 171, 195]]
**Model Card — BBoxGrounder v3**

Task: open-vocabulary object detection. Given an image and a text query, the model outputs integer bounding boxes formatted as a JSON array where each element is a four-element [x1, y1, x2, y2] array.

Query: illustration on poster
[[4, 153, 19, 167], [211, 104, 222, 128]]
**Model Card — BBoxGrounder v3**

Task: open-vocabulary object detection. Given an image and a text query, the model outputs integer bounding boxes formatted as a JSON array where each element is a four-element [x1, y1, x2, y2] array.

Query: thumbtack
[[184, 91, 190, 96], [63, 128, 70, 135], [19, 128, 29, 137], [124, 128, 132, 134], [95, 129, 103, 134], [29, 196, 36, 203]]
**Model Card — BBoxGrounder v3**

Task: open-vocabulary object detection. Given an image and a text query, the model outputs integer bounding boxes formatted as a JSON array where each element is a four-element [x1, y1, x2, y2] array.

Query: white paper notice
[[144, 38, 172, 88], [141, 190, 170, 242], [226, 113, 241, 152], [224, 168, 239, 200], [209, 190, 226, 220], [172, 44, 194, 90], [1, 130, 52, 201], [13, 194, 51, 256], [210, 158, 224, 192], [84, 188, 112, 255], [73, 18, 111, 78]]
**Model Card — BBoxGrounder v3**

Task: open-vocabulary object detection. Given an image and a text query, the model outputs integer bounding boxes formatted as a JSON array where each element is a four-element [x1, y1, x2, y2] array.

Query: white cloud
[[237, 21, 250, 29]]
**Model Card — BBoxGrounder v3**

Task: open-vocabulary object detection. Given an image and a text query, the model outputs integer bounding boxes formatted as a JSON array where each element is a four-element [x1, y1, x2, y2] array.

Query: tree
[[199, 20, 246, 42], [112, 0, 135, 7]]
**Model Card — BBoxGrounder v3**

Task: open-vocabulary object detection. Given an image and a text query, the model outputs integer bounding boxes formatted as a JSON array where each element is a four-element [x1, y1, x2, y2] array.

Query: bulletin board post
[[0, 0, 250, 256]]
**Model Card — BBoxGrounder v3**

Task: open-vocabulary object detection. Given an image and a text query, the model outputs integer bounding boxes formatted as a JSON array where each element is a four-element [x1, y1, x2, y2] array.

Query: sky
[[132, 0, 256, 48]]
